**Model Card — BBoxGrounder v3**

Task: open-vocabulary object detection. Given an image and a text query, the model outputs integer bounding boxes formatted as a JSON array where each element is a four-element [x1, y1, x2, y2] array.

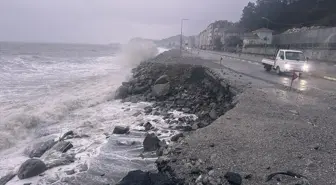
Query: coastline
[[2, 48, 335, 185]]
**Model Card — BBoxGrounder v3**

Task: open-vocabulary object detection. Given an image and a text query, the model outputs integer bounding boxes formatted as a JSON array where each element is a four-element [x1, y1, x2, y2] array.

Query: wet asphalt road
[[189, 50, 336, 95]]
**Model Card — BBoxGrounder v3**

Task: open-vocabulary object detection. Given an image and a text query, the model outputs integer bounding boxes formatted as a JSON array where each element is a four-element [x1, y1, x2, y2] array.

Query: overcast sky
[[0, 0, 251, 44]]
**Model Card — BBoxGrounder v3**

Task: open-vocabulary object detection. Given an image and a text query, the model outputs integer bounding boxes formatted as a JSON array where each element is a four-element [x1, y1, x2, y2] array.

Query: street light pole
[[180, 18, 188, 56], [261, 17, 270, 29]]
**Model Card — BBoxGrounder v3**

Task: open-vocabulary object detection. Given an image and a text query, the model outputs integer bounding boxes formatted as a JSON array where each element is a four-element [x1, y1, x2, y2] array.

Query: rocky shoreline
[[0, 50, 236, 185], [3, 49, 329, 185], [114, 50, 237, 185]]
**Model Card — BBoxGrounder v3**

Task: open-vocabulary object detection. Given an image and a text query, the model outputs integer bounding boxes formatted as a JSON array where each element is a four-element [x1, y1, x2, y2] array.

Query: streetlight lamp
[[180, 18, 189, 55], [261, 17, 270, 29]]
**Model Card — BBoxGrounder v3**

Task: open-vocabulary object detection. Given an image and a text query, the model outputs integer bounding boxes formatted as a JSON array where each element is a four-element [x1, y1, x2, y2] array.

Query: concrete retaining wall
[[243, 47, 336, 63]]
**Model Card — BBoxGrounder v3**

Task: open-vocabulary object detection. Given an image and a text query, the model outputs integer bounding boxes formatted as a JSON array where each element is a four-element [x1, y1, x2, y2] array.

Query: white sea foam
[[0, 42, 169, 183]]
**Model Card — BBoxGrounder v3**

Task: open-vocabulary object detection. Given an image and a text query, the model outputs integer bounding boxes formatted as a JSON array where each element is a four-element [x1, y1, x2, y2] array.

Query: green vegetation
[[240, 0, 336, 32], [224, 36, 243, 47]]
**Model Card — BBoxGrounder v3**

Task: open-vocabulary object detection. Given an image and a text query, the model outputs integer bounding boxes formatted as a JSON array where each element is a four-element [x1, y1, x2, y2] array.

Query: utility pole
[[180, 18, 188, 56]]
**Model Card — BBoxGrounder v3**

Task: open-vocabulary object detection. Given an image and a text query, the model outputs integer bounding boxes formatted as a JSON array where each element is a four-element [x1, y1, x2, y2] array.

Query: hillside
[[130, 35, 188, 49]]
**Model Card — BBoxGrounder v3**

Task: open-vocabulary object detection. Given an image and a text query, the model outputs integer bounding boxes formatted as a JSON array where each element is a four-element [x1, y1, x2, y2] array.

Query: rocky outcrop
[[17, 159, 47, 179]]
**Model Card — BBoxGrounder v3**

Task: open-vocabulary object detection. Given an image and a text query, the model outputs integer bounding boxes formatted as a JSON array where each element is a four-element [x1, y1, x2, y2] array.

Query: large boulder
[[17, 159, 47, 179], [26, 139, 56, 158], [115, 85, 129, 99], [113, 126, 130, 134], [152, 83, 170, 97], [155, 75, 169, 84], [116, 170, 176, 185], [143, 133, 160, 152]]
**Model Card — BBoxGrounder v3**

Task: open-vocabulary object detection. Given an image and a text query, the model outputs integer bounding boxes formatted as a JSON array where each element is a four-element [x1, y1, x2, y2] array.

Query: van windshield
[[286, 52, 305, 61]]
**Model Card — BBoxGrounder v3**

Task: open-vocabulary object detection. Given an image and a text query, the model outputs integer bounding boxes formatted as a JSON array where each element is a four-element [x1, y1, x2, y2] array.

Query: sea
[[0, 41, 172, 184]]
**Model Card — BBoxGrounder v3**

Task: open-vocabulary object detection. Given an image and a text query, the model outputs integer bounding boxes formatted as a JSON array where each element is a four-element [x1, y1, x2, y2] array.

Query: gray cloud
[[0, 0, 251, 44]]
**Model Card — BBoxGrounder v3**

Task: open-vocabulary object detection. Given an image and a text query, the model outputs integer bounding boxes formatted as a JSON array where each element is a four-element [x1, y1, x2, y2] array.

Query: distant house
[[243, 28, 273, 46], [198, 21, 242, 50]]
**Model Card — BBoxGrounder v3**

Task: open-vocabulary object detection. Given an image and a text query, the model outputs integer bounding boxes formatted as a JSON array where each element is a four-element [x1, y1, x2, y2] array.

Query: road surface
[[190, 49, 336, 95]]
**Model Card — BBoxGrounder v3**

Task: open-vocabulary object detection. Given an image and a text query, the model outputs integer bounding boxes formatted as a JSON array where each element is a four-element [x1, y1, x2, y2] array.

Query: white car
[[262, 49, 309, 76]]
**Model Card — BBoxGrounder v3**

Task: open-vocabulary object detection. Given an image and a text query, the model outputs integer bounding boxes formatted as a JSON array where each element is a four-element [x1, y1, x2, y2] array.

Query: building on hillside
[[243, 28, 273, 47]]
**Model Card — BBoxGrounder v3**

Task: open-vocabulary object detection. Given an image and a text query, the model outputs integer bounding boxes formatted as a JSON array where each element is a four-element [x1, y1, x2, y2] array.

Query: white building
[[243, 28, 273, 46]]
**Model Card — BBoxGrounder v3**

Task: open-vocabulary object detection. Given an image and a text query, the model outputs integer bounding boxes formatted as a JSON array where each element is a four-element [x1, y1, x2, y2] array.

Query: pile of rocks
[[114, 60, 235, 185], [115, 62, 234, 128]]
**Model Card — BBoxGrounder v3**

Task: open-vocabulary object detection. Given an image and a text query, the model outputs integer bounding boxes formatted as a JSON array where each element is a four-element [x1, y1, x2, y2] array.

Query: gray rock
[[116, 170, 177, 185], [171, 133, 184, 142], [26, 139, 56, 158], [224, 172, 242, 185], [53, 141, 73, 153], [0, 172, 16, 185], [143, 133, 160, 152], [113, 126, 130, 134], [152, 83, 170, 97], [43, 150, 75, 169], [144, 122, 152, 131], [65, 169, 75, 175], [208, 170, 215, 176], [155, 75, 169, 84], [78, 163, 88, 172], [17, 159, 47, 179], [209, 109, 218, 120], [59, 130, 74, 140], [115, 85, 129, 99], [144, 106, 153, 114], [197, 121, 210, 128], [133, 85, 149, 94]]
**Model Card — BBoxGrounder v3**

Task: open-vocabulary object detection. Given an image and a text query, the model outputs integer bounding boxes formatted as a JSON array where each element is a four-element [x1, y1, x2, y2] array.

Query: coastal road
[[189, 49, 336, 95]]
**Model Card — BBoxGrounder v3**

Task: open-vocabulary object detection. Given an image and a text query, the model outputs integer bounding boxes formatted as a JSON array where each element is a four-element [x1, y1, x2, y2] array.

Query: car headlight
[[302, 64, 309, 72], [284, 64, 291, 69]]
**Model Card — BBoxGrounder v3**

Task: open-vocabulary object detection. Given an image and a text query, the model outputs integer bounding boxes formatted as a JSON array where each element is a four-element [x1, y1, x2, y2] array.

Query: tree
[[239, 0, 336, 32], [214, 37, 223, 51], [224, 36, 243, 47]]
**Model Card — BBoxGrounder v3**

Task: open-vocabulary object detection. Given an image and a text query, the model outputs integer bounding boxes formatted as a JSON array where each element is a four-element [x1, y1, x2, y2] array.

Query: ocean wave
[[0, 42, 161, 151]]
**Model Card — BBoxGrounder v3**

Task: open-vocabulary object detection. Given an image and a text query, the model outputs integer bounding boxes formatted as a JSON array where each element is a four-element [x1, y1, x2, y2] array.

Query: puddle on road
[[280, 77, 308, 91], [261, 88, 318, 105]]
